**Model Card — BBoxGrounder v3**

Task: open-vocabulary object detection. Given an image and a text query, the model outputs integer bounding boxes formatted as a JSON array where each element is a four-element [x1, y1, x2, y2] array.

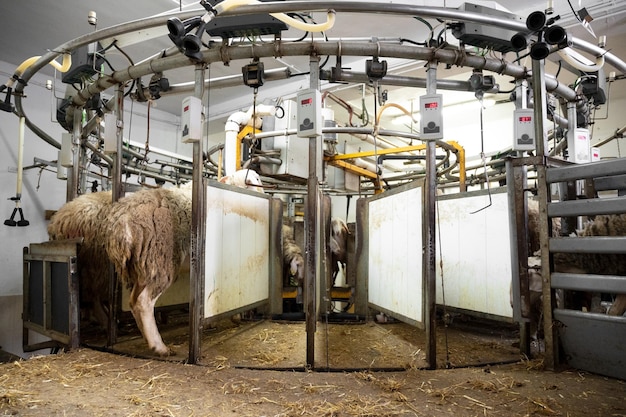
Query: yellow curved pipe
[[15, 53, 72, 76], [14, 57, 41, 76], [215, 0, 336, 32], [6, 54, 71, 88], [375, 102, 418, 127], [270, 10, 336, 32]]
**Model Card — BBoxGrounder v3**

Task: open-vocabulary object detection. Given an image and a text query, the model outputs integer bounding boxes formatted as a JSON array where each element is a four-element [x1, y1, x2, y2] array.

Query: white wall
[[0, 59, 181, 357]]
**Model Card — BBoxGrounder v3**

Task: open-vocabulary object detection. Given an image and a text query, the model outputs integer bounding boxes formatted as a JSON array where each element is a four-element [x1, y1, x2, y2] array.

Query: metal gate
[[509, 156, 626, 379], [22, 239, 81, 352], [546, 158, 626, 380]]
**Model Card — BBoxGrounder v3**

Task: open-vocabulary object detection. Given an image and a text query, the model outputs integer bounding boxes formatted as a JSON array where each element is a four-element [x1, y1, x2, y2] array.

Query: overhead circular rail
[[11, 1, 626, 148]]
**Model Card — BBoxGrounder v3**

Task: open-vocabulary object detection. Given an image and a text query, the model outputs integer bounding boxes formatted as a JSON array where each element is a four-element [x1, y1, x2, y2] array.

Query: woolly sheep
[[219, 169, 264, 193], [329, 217, 350, 287], [105, 185, 193, 356], [282, 224, 304, 287], [554, 213, 626, 316], [47, 191, 114, 327], [48, 172, 266, 356]]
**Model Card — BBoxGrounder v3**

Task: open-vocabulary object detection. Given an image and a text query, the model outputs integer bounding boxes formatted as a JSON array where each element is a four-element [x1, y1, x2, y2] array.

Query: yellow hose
[[375, 103, 418, 126], [5, 53, 71, 88], [271, 10, 335, 32], [215, 0, 336, 32]]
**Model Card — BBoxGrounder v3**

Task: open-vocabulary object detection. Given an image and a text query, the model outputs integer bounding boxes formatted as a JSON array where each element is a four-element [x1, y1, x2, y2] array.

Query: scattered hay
[[523, 396, 561, 415], [221, 377, 262, 395], [467, 376, 523, 393]]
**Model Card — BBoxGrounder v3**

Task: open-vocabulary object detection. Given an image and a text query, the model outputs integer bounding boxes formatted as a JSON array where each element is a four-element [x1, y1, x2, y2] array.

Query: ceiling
[[1, 1, 625, 140]]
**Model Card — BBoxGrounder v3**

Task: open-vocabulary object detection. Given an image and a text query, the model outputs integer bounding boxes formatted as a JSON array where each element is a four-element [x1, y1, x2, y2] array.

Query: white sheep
[[553, 213, 626, 316], [48, 172, 266, 356], [219, 169, 264, 193], [329, 217, 350, 287], [47, 191, 114, 327], [105, 185, 193, 356], [282, 224, 304, 287]]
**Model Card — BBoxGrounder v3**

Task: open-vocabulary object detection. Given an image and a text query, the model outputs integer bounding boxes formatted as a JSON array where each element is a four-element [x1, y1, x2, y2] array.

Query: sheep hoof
[[154, 345, 175, 357]]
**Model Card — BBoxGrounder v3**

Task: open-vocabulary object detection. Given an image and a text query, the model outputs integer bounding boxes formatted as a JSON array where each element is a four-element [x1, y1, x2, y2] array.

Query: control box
[[296, 89, 322, 138], [512, 108, 535, 151], [591, 146, 600, 162], [419, 94, 443, 139], [569, 128, 591, 163], [103, 113, 118, 154], [181, 96, 203, 143], [60, 133, 73, 166]]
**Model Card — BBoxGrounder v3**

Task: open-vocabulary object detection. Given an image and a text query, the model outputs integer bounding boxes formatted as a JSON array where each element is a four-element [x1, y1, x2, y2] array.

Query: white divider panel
[[204, 185, 270, 318], [435, 189, 513, 319], [368, 184, 423, 325]]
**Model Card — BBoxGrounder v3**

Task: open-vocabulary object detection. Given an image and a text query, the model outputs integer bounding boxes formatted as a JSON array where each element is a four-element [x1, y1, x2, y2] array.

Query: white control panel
[[419, 94, 443, 139], [181, 96, 203, 143], [512, 108, 535, 151], [296, 89, 322, 138], [569, 128, 591, 163], [591, 146, 600, 162]]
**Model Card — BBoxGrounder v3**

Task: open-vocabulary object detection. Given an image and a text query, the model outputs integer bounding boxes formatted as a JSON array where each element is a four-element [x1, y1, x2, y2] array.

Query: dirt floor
[[1, 347, 625, 417], [2, 316, 625, 416]]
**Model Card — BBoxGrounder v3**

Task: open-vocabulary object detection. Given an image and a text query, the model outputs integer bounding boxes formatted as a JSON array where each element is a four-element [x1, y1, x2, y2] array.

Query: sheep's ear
[[290, 258, 299, 275]]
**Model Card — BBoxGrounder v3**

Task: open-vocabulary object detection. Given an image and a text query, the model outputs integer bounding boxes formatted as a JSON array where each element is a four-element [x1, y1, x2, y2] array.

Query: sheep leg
[[129, 285, 171, 356], [608, 294, 626, 316]]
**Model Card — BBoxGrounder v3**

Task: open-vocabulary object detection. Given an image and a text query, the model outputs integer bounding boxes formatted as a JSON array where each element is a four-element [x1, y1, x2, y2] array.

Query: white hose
[[214, 0, 336, 32], [16, 117, 25, 199], [557, 47, 605, 73]]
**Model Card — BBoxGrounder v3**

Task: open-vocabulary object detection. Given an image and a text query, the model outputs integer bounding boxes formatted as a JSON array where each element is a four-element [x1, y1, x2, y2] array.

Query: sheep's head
[[290, 255, 305, 286], [219, 169, 264, 193]]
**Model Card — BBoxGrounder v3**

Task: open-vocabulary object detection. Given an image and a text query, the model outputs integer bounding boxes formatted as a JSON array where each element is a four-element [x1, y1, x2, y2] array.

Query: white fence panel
[[435, 189, 513, 319], [368, 184, 423, 326], [204, 185, 270, 318]]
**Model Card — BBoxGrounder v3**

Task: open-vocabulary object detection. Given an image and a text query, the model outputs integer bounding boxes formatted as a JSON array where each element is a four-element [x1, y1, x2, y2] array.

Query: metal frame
[[12, 2, 626, 367], [545, 158, 626, 380], [22, 240, 81, 352]]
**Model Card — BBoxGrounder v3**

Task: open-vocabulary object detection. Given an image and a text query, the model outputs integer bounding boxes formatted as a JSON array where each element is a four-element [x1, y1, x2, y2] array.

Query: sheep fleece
[[105, 186, 192, 299]]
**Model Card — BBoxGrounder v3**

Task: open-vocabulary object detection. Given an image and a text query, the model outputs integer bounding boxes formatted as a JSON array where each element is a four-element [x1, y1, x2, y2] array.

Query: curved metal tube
[[12, 1, 625, 150]]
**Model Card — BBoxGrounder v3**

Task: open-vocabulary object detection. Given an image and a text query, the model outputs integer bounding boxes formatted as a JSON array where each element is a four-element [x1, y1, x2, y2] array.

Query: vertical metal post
[[189, 64, 206, 364], [563, 101, 580, 233], [305, 55, 321, 369], [107, 85, 125, 348], [68, 107, 82, 201], [532, 58, 558, 370], [112, 85, 124, 202], [424, 62, 438, 369], [507, 158, 531, 355]]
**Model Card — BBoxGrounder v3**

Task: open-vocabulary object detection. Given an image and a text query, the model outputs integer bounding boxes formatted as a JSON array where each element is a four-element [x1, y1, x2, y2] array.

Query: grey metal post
[[112, 85, 124, 202], [107, 84, 125, 348], [424, 61, 438, 369], [305, 55, 321, 369], [512, 79, 531, 354], [532, 58, 558, 370], [189, 64, 207, 364], [68, 107, 82, 202]]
